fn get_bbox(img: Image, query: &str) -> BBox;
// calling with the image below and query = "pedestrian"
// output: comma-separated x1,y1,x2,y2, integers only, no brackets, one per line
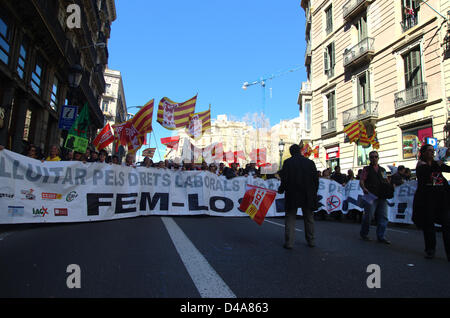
89,151,99,162
142,156,153,168
98,150,108,163
223,162,239,179
208,163,218,174
123,153,136,168
322,168,331,179
45,145,61,161
64,150,74,161
347,169,355,182
112,155,119,165
359,150,393,244
404,168,412,181
331,165,347,185
412,144,450,261
390,165,406,186
278,144,319,249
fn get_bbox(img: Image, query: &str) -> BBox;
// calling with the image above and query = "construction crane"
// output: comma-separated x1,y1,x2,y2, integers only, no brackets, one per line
241,65,303,127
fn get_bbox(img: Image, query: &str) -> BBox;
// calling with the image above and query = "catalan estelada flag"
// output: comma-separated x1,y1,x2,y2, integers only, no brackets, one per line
343,121,360,144
157,95,197,130
187,109,211,139
239,184,277,225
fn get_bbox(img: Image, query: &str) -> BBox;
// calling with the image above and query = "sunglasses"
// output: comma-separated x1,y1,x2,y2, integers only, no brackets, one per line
370,155,379,159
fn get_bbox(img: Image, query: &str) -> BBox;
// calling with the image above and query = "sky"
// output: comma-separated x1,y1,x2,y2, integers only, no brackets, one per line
107,0,307,161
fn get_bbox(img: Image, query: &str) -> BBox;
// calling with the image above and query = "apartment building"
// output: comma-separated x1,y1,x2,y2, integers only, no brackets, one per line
100,68,127,157
0,0,116,156
299,0,449,172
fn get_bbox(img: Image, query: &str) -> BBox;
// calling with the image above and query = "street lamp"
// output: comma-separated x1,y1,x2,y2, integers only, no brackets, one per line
278,139,285,169
68,64,83,89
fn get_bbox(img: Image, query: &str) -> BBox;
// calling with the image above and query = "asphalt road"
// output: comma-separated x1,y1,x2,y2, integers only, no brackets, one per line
0,215,449,299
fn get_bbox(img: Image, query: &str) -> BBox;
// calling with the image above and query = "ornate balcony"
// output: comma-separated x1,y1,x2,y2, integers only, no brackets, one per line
394,83,428,111
343,37,375,68
342,101,378,126
321,118,337,136
343,0,374,21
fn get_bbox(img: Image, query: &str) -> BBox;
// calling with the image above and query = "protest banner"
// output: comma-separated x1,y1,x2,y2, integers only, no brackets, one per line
0,150,421,225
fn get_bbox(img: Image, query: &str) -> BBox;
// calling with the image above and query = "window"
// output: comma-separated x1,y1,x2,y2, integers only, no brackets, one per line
50,76,59,112
402,0,420,32
325,6,333,35
357,144,373,166
403,46,422,89
0,16,10,65
324,43,335,78
102,100,109,112
356,15,367,42
17,39,28,79
357,71,371,106
305,100,311,131
326,91,336,121
31,56,44,95
402,124,432,159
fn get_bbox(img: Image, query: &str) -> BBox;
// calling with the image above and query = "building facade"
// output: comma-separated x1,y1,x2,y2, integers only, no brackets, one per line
100,68,127,157
0,0,116,157
299,0,450,173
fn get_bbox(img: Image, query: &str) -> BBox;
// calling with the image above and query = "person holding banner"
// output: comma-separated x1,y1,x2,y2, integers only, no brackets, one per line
45,145,61,161
278,144,319,249
413,144,450,261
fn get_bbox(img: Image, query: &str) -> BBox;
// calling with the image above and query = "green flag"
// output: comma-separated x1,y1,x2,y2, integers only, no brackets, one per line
65,103,90,152
68,103,90,138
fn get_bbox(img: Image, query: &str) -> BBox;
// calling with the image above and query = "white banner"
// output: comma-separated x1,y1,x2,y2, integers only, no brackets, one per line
0,150,417,224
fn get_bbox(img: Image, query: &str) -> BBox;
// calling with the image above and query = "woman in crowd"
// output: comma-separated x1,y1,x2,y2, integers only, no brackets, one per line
208,163,218,175
45,145,61,161
413,144,450,261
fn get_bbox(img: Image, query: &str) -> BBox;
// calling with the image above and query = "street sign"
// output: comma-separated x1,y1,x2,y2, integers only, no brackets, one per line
58,105,78,130
426,137,438,150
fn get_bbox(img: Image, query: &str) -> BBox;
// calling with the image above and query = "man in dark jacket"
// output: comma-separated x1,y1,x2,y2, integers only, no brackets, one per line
278,144,319,249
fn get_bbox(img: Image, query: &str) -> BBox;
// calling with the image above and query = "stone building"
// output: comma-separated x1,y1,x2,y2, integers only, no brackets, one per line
0,0,116,157
299,0,450,172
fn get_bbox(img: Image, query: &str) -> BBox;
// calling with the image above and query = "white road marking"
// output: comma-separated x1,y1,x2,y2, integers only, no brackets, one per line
264,219,303,232
161,217,236,298
0,232,13,241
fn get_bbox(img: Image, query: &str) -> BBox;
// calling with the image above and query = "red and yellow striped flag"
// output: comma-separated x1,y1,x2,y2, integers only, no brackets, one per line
358,122,370,147
112,99,154,154
187,109,211,139
131,99,154,135
369,130,380,149
343,121,360,144
157,95,197,130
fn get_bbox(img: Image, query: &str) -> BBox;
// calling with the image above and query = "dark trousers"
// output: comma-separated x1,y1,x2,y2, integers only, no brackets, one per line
285,207,314,247
422,211,450,260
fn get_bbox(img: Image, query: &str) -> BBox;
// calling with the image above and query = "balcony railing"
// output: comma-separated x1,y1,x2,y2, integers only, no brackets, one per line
401,16,419,33
394,82,428,111
343,0,374,21
342,101,378,126
321,118,337,136
300,82,312,94
343,37,374,68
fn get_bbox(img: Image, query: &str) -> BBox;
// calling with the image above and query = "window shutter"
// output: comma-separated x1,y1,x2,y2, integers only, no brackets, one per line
324,50,329,72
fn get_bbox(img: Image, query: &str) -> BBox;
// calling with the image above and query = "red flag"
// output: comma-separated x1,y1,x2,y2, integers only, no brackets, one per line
93,123,114,151
239,184,277,225
161,136,180,150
